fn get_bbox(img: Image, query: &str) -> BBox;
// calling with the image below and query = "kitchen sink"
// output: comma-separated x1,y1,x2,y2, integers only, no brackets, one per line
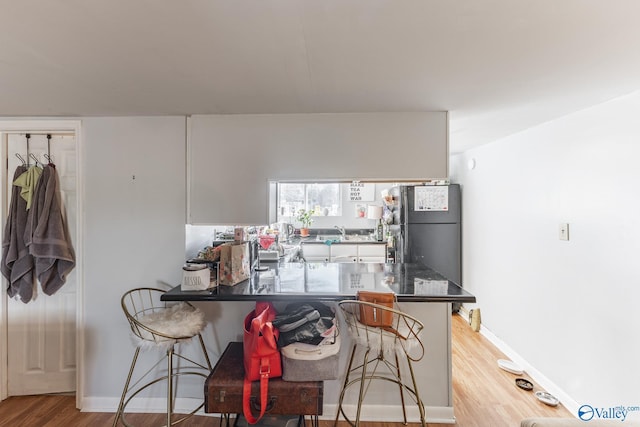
316,234,343,241
342,235,373,242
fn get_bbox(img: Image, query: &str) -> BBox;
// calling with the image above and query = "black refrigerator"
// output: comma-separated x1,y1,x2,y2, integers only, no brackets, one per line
390,184,462,309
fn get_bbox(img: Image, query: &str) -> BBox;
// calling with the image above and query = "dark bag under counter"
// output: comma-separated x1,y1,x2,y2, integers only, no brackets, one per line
204,342,324,416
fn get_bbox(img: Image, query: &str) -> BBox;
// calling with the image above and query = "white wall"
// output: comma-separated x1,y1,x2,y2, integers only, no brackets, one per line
451,91,640,413
81,117,199,403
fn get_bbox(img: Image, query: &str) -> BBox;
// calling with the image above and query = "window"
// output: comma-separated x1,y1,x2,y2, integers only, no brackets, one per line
277,183,342,219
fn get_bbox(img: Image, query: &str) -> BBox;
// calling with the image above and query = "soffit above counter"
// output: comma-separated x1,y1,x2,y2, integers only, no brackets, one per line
188,112,448,225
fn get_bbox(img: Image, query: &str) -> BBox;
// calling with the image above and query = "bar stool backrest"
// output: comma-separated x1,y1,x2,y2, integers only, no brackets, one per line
338,300,425,362
121,287,205,349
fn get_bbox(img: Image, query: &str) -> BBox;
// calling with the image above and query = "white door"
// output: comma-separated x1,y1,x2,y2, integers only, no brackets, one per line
5,133,77,395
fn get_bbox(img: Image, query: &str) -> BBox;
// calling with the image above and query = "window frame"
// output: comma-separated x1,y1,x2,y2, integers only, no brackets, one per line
276,182,342,221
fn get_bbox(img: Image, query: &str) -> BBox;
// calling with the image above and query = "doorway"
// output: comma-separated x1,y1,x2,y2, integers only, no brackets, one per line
0,120,82,407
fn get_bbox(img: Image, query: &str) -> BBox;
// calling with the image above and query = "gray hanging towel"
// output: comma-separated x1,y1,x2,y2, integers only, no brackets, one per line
1,165,36,303
24,164,76,296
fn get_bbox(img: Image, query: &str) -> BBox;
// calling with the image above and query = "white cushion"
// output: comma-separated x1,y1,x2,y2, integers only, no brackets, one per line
132,303,206,349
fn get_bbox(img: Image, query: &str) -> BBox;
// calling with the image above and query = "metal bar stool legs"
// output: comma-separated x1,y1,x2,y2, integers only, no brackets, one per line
166,346,174,427
334,344,358,426
113,335,212,427
113,347,142,427
406,356,427,426
394,351,408,425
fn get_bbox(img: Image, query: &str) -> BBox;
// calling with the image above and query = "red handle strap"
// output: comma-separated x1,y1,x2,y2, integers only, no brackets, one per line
243,356,271,424
261,322,278,349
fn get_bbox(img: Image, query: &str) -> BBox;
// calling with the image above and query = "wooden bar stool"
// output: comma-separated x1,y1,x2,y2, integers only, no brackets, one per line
113,287,212,427
334,300,427,427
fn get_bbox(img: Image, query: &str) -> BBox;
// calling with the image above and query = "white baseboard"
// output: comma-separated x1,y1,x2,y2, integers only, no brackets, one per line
324,403,455,424
81,396,214,417
457,305,472,323
455,312,579,418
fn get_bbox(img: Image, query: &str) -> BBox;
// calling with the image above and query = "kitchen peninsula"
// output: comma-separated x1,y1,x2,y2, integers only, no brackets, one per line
163,262,474,303
163,261,474,424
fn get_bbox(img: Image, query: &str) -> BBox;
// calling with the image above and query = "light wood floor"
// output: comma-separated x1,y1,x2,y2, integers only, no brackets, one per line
0,314,571,426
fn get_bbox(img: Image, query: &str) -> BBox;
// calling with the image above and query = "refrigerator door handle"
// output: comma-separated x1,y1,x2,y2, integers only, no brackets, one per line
401,186,409,227
400,226,407,264
400,187,409,263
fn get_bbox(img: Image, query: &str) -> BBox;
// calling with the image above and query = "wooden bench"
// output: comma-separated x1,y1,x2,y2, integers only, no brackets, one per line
205,342,323,426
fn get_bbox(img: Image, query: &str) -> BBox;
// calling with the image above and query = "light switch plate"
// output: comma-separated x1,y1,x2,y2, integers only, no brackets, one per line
559,223,569,241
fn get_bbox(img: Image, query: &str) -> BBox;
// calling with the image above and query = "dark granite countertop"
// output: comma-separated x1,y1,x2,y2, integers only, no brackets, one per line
162,262,476,303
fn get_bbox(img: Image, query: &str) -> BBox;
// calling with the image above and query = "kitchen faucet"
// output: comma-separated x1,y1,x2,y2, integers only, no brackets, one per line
334,225,346,237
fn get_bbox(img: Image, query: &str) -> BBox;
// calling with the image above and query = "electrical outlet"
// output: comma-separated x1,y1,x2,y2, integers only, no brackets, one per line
559,223,569,241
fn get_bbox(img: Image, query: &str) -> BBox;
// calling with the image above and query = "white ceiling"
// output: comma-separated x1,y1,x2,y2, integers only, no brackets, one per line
2,1,640,153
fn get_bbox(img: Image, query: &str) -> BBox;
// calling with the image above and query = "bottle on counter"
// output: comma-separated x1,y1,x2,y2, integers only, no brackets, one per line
376,221,384,242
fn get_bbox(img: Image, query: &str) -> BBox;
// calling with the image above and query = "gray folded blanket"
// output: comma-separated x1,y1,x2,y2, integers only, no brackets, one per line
1,165,35,303
24,164,75,296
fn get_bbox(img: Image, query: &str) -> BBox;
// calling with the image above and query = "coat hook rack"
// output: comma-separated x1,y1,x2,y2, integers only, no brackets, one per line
29,153,40,167
15,153,26,166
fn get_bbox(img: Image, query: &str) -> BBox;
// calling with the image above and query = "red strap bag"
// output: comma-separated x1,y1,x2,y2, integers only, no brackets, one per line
243,301,282,424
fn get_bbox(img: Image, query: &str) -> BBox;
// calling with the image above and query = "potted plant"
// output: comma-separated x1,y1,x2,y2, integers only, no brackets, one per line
296,208,314,237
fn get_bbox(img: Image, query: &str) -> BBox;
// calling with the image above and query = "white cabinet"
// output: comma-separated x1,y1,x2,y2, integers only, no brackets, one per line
301,244,330,262
330,244,359,263
301,243,386,263
357,244,386,263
